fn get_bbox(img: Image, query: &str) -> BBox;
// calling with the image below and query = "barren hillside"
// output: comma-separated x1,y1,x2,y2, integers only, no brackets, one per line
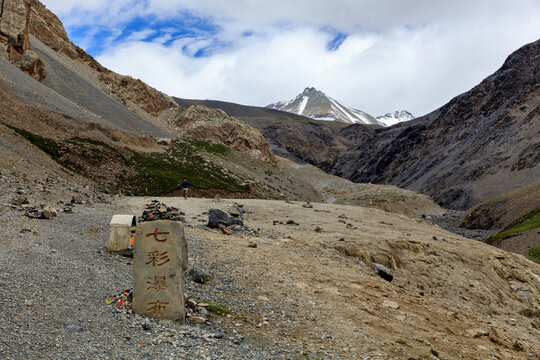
327,39,540,211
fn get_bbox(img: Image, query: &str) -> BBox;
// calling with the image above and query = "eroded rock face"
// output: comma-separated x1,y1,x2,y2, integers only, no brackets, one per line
20,48,45,80
0,0,30,60
170,105,277,164
0,0,47,80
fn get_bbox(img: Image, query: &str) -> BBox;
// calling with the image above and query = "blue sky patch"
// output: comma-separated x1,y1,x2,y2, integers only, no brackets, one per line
325,29,348,51
65,11,221,57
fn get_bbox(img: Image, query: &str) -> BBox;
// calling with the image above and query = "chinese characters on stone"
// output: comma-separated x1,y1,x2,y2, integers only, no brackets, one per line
145,227,170,317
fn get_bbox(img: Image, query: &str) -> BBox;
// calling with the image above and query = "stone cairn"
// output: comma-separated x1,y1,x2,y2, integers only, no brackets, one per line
139,200,185,222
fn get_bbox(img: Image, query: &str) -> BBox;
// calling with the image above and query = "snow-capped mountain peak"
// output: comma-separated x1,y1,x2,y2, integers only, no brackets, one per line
267,87,378,125
375,111,415,127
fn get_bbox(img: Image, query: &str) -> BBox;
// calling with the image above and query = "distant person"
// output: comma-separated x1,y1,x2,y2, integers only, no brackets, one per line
181,178,190,199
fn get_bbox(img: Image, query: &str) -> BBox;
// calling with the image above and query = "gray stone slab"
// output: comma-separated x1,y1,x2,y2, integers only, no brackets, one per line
132,220,186,321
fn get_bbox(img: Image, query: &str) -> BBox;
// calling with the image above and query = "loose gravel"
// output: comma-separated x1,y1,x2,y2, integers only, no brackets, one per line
428,210,496,242
0,173,303,360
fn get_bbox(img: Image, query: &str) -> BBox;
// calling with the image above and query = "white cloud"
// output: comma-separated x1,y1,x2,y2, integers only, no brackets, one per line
42,0,540,116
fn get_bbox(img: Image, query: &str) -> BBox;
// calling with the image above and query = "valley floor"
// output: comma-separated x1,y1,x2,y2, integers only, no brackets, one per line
1,184,539,359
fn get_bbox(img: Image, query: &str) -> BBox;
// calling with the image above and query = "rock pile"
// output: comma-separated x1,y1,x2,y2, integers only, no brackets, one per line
140,200,185,222
106,287,211,324
24,204,57,219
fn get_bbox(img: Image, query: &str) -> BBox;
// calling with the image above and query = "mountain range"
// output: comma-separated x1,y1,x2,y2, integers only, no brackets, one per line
267,87,380,125
325,39,540,211
267,87,414,127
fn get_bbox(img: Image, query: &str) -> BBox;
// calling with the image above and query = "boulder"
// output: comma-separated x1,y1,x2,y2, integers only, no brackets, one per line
208,208,243,229
20,49,46,81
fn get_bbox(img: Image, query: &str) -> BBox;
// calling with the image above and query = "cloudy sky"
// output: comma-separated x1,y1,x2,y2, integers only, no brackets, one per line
41,0,540,117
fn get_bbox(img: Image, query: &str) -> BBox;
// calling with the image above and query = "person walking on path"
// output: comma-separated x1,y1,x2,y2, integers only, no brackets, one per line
181,178,190,199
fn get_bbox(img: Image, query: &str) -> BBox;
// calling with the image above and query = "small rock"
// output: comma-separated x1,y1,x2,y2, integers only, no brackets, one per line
229,224,244,231
64,324,83,332
466,328,489,338
187,299,198,308
43,206,57,219
372,263,393,282
381,300,399,309
247,242,257,248
218,224,233,235
12,197,28,206
314,226,323,233
190,316,207,324
24,300,34,307
198,307,208,317
302,202,313,208
187,268,210,284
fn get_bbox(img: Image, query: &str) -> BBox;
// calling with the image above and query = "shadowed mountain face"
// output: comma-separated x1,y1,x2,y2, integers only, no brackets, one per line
326,39,540,210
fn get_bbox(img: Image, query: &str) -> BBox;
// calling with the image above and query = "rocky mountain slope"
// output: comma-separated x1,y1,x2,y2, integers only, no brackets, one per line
1,0,292,198
174,96,361,165
327,39,540,211
267,87,379,125
461,182,540,261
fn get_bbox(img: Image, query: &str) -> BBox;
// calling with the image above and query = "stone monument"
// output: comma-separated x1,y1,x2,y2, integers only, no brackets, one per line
132,220,187,321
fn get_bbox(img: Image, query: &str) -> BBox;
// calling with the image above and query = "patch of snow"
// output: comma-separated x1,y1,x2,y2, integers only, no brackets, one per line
376,111,415,127
329,98,357,123
297,96,309,115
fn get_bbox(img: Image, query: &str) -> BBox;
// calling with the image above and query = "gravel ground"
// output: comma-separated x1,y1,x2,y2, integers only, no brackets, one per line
0,173,303,360
427,210,496,242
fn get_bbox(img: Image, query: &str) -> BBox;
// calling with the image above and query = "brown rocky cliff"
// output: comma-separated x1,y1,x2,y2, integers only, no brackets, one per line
28,0,176,117
170,105,277,164
0,0,45,80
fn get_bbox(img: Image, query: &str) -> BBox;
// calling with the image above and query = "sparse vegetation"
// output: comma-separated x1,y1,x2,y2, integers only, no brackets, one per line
188,139,230,156
204,301,232,315
527,246,540,262
345,192,408,203
488,206,540,244
7,125,246,196
8,125,61,159
512,341,524,351
123,140,245,195
520,307,540,318
395,338,407,345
